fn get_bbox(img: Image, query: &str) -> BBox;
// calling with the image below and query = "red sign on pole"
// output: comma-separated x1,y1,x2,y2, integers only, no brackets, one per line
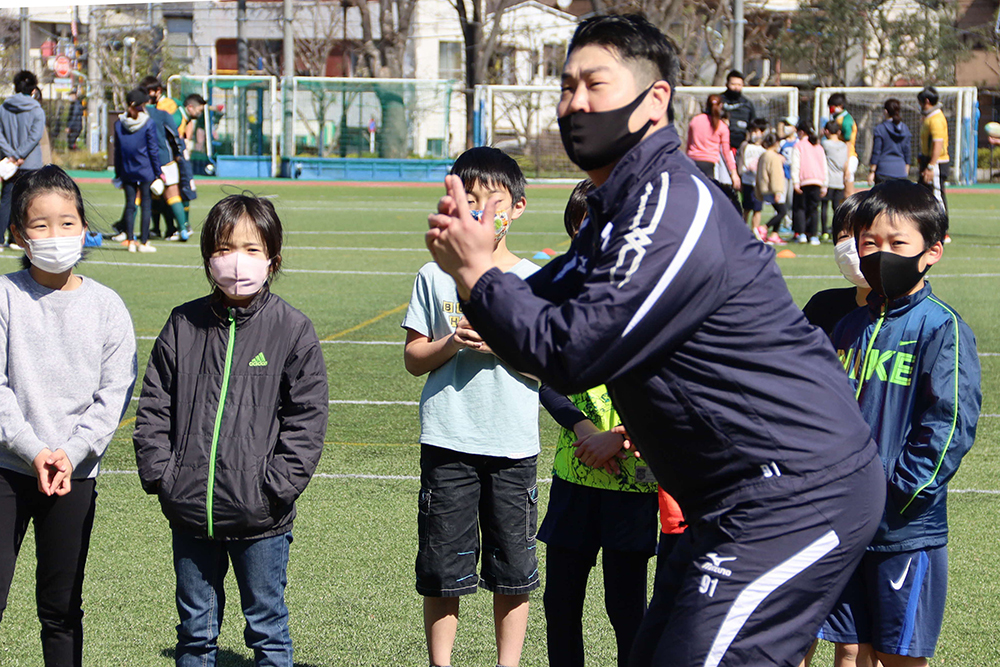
53,55,71,77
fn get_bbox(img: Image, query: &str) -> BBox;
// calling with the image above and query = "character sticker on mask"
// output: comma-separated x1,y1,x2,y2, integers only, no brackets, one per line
471,209,511,243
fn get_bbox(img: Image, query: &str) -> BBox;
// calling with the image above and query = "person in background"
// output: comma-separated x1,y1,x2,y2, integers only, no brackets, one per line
917,86,951,243
686,93,740,188
0,70,45,250
778,116,799,230
828,93,858,197
113,88,161,253
790,119,828,245
755,131,789,245
868,99,911,186
739,117,768,231
721,69,756,153
177,94,207,225
821,121,847,241
65,91,84,151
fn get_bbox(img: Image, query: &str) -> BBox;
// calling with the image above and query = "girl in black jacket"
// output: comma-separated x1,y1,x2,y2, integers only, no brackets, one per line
133,195,327,667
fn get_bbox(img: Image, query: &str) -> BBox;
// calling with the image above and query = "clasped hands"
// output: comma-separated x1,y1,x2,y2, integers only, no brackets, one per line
33,447,73,496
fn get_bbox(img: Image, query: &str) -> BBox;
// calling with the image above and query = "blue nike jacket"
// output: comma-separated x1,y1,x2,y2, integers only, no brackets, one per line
460,124,877,522
832,282,981,552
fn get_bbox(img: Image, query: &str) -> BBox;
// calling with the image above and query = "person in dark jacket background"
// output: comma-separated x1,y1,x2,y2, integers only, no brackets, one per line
720,69,755,151
113,88,161,252
427,14,884,667
0,70,46,248
65,90,84,151
133,194,327,667
868,98,912,185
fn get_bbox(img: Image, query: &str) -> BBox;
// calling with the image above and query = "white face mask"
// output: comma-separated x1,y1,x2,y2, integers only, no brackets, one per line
834,237,870,288
25,230,85,274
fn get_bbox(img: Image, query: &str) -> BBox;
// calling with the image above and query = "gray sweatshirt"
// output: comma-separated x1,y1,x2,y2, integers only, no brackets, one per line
0,93,46,169
0,270,136,479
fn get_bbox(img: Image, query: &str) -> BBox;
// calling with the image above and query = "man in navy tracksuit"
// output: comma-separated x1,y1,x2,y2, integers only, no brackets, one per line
427,15,885,667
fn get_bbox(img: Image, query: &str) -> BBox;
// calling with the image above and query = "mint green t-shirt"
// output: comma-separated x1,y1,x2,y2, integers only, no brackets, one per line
402,260,541,459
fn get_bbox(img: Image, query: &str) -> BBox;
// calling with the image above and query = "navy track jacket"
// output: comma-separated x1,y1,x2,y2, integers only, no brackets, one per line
461,125,877,522
832,283,981,551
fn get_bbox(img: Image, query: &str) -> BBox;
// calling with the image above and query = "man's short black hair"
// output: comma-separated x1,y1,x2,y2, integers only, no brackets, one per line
828,92,847,109
917,86,939,107
140,75,163,93
726,70,744,82
567,14,678,121
13,70,37,96
852,179,947,247
564,179,594,239
184,93,207,107
450,147,526,205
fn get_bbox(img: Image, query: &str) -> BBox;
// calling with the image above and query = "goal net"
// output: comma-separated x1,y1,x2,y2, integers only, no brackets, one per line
288,78,456,160
476,85,799,179
167,75,279,172
813,87,979,184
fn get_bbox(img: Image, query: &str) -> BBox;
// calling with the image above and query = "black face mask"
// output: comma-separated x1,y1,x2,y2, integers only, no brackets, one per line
558,84,655,172
859,250,928,301
723,88,741,101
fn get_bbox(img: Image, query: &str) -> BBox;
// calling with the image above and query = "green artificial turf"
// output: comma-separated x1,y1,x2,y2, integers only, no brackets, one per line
0,179,995,665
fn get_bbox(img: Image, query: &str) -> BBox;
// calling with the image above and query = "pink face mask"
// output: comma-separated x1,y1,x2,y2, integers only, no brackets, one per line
209,252,271,298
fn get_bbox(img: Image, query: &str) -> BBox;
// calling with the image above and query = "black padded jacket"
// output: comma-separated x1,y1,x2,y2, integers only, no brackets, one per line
134,288,328,540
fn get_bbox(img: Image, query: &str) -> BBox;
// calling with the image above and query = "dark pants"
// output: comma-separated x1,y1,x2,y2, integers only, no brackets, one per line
627,453,884,667
766,201,787,234
544,545,651,667
0,468,97,667
694,161,715,179
67,127,82,151
0,168,36,245
122,181,153,244
820,188,845,236
918,157,950,229
792,185,822,238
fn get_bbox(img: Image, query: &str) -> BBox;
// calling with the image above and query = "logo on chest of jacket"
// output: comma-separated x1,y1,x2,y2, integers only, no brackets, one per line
249,352,268,367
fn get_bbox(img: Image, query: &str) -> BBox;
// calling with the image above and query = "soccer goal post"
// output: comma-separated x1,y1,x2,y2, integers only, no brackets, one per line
814,87,979,184
167,75,280,177
288,77,457,160
475,84,799,178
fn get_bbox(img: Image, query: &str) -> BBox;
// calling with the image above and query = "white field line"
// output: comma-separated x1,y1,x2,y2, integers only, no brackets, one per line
127,396,415,405
95,468,1000,494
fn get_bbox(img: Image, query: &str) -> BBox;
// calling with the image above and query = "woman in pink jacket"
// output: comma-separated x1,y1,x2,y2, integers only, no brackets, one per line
686,94,740,188
790,119,828,245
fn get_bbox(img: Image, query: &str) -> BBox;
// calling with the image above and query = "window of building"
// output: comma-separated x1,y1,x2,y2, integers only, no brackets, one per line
544,43,565,79
439,41,463,81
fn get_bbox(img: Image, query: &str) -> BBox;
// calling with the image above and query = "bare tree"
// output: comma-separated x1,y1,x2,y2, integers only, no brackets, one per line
0,15,19,91
453,0,517,149
86,6,181,109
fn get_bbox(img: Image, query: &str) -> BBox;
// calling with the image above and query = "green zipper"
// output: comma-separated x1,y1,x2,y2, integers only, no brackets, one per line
206,308,237,538
855,303,886,400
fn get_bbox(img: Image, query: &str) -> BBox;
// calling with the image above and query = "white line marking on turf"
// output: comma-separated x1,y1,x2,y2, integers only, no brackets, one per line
95,469,1000,495
129,396,417,405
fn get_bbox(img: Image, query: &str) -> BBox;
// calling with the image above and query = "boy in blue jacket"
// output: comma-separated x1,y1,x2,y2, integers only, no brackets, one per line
820,179,981,667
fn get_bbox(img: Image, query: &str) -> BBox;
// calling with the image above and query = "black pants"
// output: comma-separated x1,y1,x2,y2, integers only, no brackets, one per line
0,469,97,667
765,201,787,234
918,157,950,228
122,181,153,244
820,188,845,237
544,544,651,667
694,161,716,179
0,169,36,245
792,185,822,238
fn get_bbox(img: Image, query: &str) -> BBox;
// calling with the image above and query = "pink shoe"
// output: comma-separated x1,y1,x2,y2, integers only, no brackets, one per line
754,225,768,242
766,232,787,246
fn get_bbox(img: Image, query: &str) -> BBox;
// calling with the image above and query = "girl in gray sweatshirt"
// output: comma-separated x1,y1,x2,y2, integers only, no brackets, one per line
0,166,136,666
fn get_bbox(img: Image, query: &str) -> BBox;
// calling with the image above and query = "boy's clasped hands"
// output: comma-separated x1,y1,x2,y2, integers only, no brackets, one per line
571,424,640,477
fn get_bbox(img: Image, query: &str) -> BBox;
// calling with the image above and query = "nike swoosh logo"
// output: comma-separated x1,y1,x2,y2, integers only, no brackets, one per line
889,557,912,590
